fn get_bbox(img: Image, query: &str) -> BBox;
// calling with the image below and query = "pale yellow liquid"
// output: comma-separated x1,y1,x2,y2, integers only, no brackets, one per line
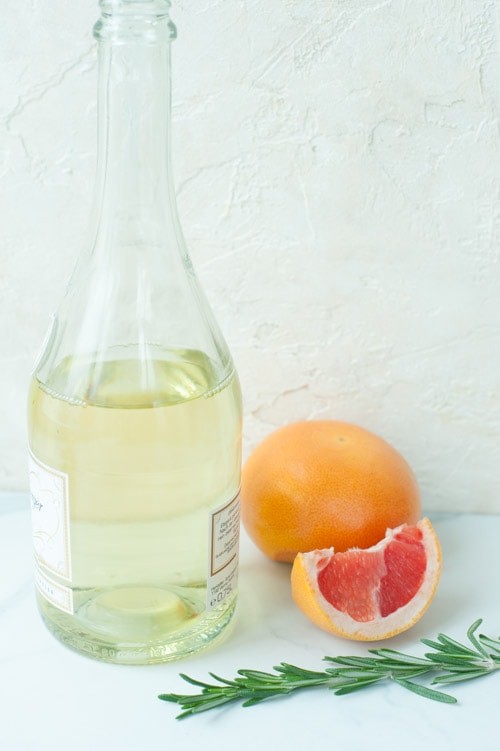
28,349,242,663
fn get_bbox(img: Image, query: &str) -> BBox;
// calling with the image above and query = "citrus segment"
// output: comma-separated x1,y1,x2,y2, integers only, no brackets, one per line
241,420,421,563
291,518,441,641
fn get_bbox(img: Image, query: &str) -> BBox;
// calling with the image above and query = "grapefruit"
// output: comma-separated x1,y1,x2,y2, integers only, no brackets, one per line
291,518,441,641
241,420,421,562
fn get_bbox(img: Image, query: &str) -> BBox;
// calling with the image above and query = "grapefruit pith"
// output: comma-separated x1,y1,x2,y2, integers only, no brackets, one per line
291,518,441,641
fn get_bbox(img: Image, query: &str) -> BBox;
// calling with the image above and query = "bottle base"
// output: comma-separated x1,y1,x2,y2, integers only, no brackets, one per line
37,589,237,665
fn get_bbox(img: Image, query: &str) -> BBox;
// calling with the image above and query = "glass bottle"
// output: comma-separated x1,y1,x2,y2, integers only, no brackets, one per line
27,0,242,664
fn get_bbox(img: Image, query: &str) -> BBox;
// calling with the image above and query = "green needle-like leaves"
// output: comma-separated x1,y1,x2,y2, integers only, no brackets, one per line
158,619,500,719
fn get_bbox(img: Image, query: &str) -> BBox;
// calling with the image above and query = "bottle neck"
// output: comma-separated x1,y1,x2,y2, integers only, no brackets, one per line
91,1,178,245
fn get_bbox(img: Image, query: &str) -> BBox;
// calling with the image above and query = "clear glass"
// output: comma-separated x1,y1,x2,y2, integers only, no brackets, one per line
27,0,242,664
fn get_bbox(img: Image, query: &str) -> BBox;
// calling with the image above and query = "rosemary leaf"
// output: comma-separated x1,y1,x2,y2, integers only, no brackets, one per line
433,669,494,685
235,669,284,683
466,619,491,659
478,634,500,657
276,663,330,679
423,652,486,666
392,678,457,704
366,649,433,666
331,676,386,695
426,635,479,657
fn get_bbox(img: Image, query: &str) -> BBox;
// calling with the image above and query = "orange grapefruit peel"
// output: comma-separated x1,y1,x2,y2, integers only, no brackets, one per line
241,420,421,563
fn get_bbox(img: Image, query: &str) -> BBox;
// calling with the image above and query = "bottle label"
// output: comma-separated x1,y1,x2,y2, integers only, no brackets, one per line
207,491,240,611
34,565,74,614
28,450,74,613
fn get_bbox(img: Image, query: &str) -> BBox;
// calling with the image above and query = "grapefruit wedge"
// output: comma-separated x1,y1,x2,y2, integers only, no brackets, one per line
291,517,442,641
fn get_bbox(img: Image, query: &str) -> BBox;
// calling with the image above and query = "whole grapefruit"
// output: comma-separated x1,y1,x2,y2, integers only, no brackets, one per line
240,420,421,562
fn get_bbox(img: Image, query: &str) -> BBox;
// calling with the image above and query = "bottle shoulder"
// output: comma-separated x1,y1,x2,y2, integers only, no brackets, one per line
32,345,239,409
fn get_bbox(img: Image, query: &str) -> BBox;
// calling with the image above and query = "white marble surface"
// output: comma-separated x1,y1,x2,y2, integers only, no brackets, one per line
1,493,499,751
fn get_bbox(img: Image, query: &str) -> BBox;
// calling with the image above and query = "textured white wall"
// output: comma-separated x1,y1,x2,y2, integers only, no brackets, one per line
1,1,500,513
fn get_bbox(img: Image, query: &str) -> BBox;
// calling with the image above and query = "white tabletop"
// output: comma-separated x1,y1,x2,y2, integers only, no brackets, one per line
1,493,499,751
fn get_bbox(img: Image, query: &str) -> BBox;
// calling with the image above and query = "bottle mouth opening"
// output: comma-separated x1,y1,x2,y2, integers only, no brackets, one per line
99,0,172,16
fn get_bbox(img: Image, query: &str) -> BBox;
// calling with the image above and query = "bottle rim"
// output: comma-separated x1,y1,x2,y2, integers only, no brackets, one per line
99,0,172,16
95,0,176,41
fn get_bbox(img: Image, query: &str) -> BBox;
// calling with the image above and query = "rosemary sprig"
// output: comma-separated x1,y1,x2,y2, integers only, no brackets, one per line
159,619,500,718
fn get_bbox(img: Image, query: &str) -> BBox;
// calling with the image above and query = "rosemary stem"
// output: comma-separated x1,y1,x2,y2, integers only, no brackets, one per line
158,619,500,719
